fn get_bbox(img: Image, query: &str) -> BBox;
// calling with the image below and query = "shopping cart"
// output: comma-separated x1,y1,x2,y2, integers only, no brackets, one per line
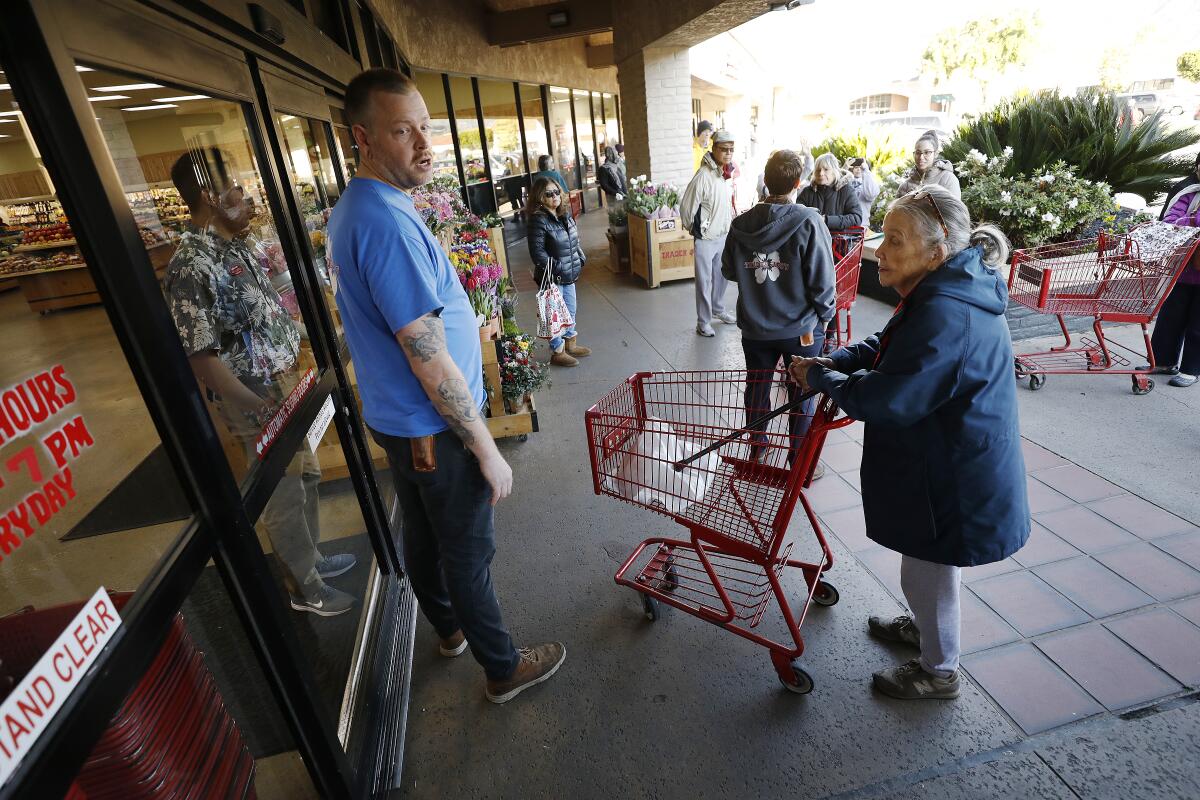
585,370,852,694
1009,223,1200,394
825,227,866,353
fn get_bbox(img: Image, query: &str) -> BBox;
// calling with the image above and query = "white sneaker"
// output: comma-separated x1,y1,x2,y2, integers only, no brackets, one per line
696,323,716,337
715,311,737,324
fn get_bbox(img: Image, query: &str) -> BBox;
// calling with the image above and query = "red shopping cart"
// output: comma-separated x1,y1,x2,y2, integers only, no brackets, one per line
585,370,852,694
826,227,866,352
1009,223,1200,394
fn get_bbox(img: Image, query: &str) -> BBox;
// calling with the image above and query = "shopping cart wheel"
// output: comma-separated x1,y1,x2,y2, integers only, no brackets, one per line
1028,374,1046,391
1132,375,1154,395
780,664,814,695
661,557,679,593
642,594,660,622
812,581,840,607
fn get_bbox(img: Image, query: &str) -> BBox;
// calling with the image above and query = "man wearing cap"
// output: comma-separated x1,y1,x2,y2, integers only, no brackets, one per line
680,129,736,337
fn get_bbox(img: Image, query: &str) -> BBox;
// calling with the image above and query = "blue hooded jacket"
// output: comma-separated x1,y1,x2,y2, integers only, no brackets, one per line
808,245,1030,566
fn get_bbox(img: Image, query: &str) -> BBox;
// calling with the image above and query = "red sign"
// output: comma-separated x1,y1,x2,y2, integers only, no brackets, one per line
0,366,93,567
253,369,317,458
0,587,122,785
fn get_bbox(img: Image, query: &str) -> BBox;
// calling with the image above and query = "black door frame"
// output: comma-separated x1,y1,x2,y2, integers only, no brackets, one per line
0,2,406,798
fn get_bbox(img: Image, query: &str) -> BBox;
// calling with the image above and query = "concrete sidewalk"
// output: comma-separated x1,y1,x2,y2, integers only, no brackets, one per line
393,211,1200,799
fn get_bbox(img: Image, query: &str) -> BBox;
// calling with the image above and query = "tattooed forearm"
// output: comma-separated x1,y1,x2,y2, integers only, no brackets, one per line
399,317,445,363
434,378,479,447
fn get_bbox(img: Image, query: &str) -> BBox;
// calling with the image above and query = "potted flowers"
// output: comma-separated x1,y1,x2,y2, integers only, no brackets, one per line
497,331,549,413
623,176,693,288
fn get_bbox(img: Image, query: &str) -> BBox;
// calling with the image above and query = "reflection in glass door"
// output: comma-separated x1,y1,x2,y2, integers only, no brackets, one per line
447,76,494,215
71,61,363,786
547,87,578,191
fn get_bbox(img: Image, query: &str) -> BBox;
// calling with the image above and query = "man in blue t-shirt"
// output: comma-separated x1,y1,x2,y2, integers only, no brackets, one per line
328,69,564,705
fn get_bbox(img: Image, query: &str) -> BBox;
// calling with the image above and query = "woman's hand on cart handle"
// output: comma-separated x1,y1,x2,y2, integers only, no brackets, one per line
789,356,833,392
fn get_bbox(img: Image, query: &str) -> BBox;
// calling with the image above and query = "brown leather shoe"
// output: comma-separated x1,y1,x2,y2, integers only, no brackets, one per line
485,642,566,704
550,346,578,367
439,630,468,658
565,336,591,357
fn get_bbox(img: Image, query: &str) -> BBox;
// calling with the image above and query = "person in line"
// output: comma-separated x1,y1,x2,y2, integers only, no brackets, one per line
614,143,627,183
165,148,357,618
1148,151,1200,387
897,131,960,198
846,157,880,228
597,145,627,204
527,176,590,367
797,141,816,188
329,68,565,704
681,129,737,337
791,185,1027,700
722,149,835,473
692,119,714,173
797,153,863,231
531,154,569,194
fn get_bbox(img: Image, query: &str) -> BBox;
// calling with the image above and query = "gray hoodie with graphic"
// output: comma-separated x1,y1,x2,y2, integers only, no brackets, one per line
721,202,836,342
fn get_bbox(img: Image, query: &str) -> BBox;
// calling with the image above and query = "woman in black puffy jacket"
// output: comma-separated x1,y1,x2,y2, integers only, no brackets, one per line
527,175,590,367
797,152,863,231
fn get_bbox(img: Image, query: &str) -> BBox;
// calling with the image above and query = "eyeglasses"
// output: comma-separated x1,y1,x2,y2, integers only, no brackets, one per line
543,189,562,198
911,189,949,239
915,149,936,157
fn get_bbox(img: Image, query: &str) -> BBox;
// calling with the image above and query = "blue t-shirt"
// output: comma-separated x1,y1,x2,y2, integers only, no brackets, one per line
327,177,484,438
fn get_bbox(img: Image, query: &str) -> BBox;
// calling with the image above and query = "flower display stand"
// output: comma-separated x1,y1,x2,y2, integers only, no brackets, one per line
479,324,538,441
628,213,694,288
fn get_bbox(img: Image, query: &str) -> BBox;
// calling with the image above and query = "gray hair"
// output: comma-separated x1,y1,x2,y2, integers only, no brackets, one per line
812,152,841,184
889,184,1011,268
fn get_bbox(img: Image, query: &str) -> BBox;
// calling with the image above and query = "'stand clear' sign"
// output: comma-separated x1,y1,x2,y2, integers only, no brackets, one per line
0,587,122,786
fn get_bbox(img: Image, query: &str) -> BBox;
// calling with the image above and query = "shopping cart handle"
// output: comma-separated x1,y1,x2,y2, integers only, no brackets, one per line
672,389,819,471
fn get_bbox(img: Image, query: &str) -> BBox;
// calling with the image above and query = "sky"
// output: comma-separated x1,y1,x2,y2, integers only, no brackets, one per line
722,0,1200,102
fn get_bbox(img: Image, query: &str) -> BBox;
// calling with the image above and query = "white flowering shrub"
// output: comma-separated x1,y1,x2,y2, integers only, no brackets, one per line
956,149,1115,248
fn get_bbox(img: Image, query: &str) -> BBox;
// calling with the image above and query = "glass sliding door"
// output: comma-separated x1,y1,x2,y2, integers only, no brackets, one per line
546,86,578,191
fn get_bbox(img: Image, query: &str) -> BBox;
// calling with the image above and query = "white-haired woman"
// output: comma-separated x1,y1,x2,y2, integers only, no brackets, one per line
790,185,1027,700
797,153,862,231
898,131,960,198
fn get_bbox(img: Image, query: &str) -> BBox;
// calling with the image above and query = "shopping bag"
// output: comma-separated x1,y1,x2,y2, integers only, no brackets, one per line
535,257,574,340
611,416,718,515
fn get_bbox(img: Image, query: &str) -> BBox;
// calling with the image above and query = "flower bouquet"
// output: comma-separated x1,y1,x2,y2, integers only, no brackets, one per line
624,175,680,220
413,175,470,236
449,236,503,330
497,331,549,408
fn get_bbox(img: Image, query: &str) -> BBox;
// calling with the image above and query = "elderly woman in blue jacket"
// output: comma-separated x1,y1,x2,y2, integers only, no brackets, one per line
791,185,1029,700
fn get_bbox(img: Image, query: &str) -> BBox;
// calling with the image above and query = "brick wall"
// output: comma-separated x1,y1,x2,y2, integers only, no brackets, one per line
618,47,695,191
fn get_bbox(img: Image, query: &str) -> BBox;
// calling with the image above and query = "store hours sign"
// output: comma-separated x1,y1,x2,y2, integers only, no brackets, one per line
0,365,95,566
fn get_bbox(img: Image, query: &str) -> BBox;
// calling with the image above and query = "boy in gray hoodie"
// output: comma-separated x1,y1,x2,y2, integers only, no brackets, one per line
722,149,836,468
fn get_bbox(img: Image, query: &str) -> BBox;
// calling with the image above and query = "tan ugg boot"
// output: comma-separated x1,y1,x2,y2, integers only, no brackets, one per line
565,336,591,357
550,344,578,367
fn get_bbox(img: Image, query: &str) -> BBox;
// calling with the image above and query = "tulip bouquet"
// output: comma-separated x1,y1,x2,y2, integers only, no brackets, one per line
413,176,470,235
449,236,503,324
624,175,680,219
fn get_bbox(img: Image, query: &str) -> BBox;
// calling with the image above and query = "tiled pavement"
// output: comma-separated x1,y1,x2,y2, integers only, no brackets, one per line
810,425,1200,735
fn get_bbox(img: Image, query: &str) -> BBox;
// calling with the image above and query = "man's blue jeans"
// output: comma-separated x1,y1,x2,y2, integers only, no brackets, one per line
370,427,521,680
549,281,578,351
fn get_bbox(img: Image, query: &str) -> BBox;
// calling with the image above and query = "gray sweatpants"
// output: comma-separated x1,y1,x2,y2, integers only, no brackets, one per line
900,555,961,678
693,234,729,328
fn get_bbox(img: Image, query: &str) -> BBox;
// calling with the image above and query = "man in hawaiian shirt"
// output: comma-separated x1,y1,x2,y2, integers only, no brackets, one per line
164,147,356,616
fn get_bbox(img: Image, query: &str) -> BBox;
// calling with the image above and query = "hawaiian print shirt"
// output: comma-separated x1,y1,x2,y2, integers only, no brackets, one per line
163,226,300,383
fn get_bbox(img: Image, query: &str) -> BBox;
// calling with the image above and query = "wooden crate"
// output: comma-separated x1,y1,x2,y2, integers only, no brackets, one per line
606,229,630,274
628,213,695,288
487,226,509,279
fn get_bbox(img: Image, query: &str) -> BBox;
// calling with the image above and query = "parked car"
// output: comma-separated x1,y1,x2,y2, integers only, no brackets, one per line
861,112,957,147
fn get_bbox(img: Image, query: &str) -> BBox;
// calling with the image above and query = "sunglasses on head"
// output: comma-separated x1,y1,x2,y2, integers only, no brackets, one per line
911,189,949,239
544,188,561,197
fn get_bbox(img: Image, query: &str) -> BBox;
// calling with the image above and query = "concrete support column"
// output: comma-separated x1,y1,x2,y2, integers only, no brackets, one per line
617,46,694,190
